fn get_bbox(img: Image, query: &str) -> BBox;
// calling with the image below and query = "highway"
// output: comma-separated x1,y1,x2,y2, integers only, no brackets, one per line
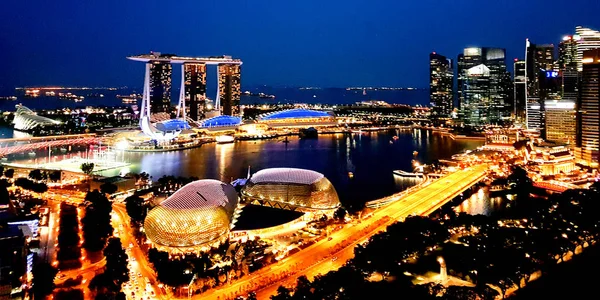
192,164,489,300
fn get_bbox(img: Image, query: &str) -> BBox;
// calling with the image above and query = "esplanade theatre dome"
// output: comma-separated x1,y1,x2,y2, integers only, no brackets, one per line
144,180,239,249
242,168,340,212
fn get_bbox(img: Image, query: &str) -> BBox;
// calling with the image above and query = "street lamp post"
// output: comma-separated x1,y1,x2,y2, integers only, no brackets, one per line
437,257,447,285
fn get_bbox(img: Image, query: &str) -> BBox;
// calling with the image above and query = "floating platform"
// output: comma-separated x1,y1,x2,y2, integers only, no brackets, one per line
393,170,425,178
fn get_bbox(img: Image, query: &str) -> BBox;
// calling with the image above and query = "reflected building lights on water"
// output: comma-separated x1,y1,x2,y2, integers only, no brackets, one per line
455,188,506,216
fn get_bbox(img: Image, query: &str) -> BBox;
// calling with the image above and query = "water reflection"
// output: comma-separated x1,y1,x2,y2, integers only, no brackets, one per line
455,188,506,216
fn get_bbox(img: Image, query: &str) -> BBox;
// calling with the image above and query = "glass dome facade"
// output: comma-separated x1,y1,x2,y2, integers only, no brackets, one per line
242,168,340,212
259,109,333,120
200,115,242,128
144,180,239,248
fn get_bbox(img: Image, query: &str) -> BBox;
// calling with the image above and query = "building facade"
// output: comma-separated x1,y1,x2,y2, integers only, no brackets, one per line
457,47,512,125
544,100,576,144
218,64,242,116
576,49,600,167
575,26,600,72
514,59,527,122
184,63,207,121
429,52,454,117
525,40,555,131
149,60,172,114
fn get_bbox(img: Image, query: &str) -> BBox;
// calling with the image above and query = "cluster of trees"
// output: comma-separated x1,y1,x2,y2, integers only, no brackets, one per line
14,177,48,194
28,169,61,183
57,202,82,268
124,194,146,225
89,238,129,299
156,175,199,193
31,262,59,300
81,190,113,251
147,241,251,294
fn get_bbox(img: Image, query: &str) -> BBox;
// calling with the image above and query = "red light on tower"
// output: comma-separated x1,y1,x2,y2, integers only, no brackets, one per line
514,58,518,62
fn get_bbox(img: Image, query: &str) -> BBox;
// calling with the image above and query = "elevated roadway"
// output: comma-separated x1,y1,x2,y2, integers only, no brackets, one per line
191,164,489,300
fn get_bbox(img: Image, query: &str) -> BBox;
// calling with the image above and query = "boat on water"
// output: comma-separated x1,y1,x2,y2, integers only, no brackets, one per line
215,135,235,144
28,151,36,156
299,127,318,139
282,136,290,143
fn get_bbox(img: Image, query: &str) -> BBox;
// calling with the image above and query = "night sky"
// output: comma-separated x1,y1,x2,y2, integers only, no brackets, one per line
1,0,599,90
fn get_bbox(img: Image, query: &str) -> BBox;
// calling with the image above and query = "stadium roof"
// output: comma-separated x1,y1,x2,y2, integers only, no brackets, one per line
250,168,324,185
201,115,242,128
259,109,333,120
155,119,190,132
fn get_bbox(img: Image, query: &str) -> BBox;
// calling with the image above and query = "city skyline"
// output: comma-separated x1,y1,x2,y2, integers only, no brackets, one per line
1,1,600,91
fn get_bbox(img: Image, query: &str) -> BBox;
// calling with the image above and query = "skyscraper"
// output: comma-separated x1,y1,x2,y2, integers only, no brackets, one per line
218,64,241,116
513,59,526,122
429,52,454,117
575,26,600,72
525,40,555,131
457,47,511,125
545,99,576,144
149,60,172,114
576,49,600,167
184,63,207,121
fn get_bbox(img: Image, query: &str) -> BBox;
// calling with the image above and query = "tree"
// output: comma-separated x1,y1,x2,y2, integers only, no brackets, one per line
0,179,10,205
271,286,292,300
0,165,4,177
507,166,532,199
125,195,146,224
82,190,113,251
4,168,14,178
28,169,44,181
333,207,347,221
48,170,62,183
80,162,95,177
103,238,129,286
32,262,58,299
100,182,118,195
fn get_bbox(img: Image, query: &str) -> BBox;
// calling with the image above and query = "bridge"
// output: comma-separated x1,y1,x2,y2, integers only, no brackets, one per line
534,180,580,193
0,134,104,157
196,165,490,300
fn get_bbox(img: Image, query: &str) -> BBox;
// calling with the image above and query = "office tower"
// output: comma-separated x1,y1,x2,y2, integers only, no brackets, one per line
559,36,578,71
0,225,26,299
149,60,172,114
575,26,600,71
577,49,600,167
184,63,207,121
218,64,241,116
457,47,512,125
525,40,555,131
545,100,576,144
429,52,454,117
514,59,527,122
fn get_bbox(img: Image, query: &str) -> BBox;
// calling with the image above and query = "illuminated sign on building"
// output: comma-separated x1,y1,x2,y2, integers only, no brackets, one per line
546,71,559,78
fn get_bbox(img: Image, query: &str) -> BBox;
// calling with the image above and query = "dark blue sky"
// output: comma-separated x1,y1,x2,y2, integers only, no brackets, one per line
1,0,599,90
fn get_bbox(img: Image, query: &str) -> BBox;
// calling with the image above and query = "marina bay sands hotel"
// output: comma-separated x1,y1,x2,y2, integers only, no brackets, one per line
127,52,242,120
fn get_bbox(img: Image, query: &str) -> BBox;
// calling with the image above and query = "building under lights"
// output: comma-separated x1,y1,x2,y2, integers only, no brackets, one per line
544,100,576,144
184,63,208,121
241,168,341,216
514,59,527,122
575,26,600,72
218,64,242,116
12,104,62,131
257,109,337,128
143,180,241,253
429,52,454,117
576,49,600,167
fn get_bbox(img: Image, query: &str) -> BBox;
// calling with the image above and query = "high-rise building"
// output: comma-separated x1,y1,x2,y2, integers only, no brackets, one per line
576,49,600,167
457,47,512,125
575,26,600,72
514,59,527,122
559,35,578,72
525,40,555,131
149,60,172,114
429,52,454,117
218,64,241,116
184,63,207,121
545,99,576,144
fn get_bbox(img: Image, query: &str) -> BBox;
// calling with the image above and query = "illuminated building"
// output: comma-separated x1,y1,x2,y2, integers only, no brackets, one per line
429,52,453,117
457,47,512,125
12,104,62,131
242,168,341,215
575,26,600,71
559,36,580,103
257,108,337,128
0,224,26,298
513,59,526,122
184,63,207,121
218,64,242,116
199,115,242,133
128,53,242,140
544,100,576,144
525,40,555,131
526,143,576,176
576,49,600,167
144,180,240,252
149,59,172,114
